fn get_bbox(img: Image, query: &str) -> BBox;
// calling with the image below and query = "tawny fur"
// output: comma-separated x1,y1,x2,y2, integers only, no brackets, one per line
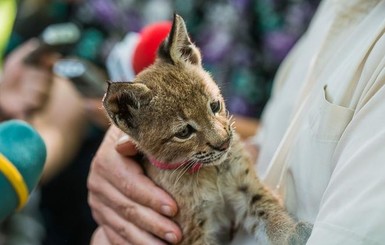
103,14,311,245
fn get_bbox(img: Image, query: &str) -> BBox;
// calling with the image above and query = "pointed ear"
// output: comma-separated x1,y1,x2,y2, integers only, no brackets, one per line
103,81,151,134
158,14,202,66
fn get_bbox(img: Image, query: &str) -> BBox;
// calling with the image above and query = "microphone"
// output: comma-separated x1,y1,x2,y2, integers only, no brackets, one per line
0,120,46,221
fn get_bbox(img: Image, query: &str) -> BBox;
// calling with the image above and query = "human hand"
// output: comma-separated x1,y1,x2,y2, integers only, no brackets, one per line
88,125,182,245
30,76,87,183
0,39,59,120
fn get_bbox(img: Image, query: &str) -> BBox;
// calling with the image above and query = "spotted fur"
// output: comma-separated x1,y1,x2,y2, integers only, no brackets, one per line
103,14,311,245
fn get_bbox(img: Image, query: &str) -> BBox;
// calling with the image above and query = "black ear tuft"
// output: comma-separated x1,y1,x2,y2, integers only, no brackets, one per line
157,14,202,66
103,82,151,130
158,40,175,65
157,13,177,65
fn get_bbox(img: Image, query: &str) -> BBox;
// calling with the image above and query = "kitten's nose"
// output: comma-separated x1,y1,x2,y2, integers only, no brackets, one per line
216,138,231,151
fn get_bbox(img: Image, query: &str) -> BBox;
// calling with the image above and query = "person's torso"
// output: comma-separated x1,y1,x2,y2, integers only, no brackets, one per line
260,0,385,223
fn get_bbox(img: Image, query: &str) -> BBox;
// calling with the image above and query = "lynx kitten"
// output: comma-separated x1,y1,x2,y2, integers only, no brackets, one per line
103,14,311,245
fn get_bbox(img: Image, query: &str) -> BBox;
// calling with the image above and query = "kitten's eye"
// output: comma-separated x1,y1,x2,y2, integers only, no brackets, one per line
175,125,195,139
210,100,221,114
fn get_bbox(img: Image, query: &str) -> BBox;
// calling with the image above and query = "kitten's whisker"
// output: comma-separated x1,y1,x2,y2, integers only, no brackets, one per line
174,165,189,188
194,160,203,180
230,121,236,132
190,159,200,175
171,164,189,186
228,112,234,121
170,160,189,179
174,161,194,188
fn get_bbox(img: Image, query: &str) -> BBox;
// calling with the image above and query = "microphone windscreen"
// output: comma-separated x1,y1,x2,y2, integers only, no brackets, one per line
0,120,46,221
132,21,172,75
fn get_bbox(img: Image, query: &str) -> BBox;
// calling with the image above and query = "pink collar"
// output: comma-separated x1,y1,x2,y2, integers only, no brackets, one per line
148,156,203,173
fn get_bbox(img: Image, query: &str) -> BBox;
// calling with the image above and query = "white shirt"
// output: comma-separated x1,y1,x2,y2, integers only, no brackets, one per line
233,0,385,244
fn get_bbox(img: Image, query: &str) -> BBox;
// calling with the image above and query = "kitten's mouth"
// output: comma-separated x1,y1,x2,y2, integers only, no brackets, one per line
193,137,232,167
148,136,231,172
199,150,229,166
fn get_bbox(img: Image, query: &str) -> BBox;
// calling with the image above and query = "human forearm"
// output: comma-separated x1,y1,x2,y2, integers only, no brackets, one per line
31,76,87,183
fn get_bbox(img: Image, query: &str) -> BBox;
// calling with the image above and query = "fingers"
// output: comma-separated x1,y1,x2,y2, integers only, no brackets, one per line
89,194,170,245
88,153,180,220
88,126,182,244
20,68,53,115
22,66,53,92
22,39,41,53
39,51,61,70
116,135,138,156
103,226,131,245
23,38,61,69
89,179,181,244
0,40,54,118
91,152,178,218
91,227,113,245
8,39,40,64
92,127,178,217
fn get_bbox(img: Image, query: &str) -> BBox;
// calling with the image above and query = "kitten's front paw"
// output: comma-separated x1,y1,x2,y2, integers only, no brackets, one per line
287,221,313,245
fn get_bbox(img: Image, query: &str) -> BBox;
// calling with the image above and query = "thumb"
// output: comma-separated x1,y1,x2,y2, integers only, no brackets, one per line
115,134,138,156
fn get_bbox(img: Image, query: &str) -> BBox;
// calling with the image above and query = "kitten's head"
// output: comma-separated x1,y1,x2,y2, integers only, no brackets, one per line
103,14,233,167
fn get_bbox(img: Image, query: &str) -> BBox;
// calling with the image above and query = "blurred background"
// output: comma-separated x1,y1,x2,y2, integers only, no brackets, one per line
0,0,319,244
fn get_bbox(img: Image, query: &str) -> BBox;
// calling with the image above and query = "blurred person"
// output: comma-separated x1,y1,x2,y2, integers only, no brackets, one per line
88,0,385,245
0,1,97,244
0,40,88,245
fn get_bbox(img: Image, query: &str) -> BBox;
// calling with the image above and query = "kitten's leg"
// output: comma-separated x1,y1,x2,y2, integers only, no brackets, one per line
287,221,313,245
221,160,312,245
236,183,297,244
177,213,220,245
